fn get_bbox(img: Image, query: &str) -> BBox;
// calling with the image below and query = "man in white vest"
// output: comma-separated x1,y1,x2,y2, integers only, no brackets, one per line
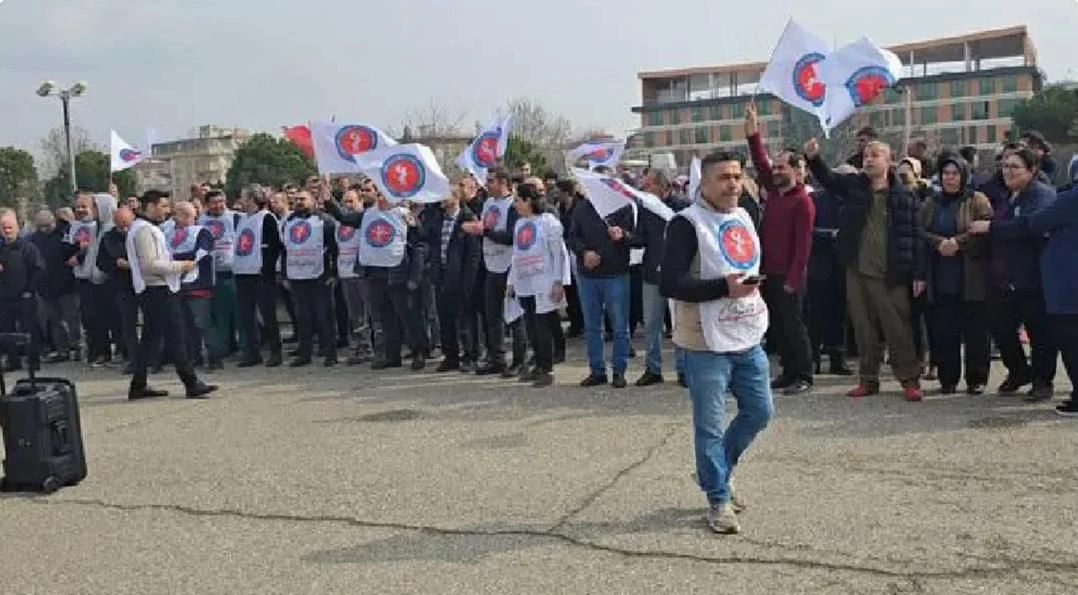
168,201,219,370
122,190,217,401
333,189,374,365
282,190,339,367
326,188,425,370
233,185,284,368
198,190,244,359
462,167,528,377
659,151,774,535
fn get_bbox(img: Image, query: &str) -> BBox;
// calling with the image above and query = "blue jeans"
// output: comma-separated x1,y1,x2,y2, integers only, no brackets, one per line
683,345,774,505
642,282,685,376
578,274,630,376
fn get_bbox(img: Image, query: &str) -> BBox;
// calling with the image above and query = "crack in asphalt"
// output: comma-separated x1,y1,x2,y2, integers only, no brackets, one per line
30,497,1078,582
548,424,680,533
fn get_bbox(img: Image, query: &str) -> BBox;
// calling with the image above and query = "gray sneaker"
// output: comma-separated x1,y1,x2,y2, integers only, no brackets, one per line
729,477,746,514
706,502,740,534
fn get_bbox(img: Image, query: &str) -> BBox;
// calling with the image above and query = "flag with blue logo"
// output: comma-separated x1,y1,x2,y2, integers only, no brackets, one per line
110,130,144,172
357,144,452,205
816,37,903,135
310,121,398,174
456,114,512,184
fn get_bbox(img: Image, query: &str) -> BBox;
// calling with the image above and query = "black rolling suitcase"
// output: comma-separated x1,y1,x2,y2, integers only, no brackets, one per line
0,333,87,493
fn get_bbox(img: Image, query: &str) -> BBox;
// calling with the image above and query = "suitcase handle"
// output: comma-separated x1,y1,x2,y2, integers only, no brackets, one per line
51,421,72,455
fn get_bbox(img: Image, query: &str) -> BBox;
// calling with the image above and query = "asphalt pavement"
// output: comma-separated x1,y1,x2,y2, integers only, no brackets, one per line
1,344,1076,594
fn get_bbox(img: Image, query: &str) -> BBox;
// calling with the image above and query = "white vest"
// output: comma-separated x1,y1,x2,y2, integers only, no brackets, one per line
275,210,290,273
509,213,569,314
65,220,98,280
283,214,326,281
480,196,513,273
198,211,238,272
126,219,181,295
233,210,273,276
167,224,203,256
336,218,363,279
160,218,176,239
358,208,407,268
678,204,769,353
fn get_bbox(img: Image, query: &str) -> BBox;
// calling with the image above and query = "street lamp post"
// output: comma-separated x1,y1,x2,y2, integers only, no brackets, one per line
36,81,88,196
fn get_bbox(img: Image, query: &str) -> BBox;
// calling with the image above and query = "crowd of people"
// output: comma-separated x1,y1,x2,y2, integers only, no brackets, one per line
1,107,1076,533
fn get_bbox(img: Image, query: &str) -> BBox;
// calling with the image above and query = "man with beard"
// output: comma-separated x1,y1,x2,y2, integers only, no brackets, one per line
281,190,339,367
233,185,284,368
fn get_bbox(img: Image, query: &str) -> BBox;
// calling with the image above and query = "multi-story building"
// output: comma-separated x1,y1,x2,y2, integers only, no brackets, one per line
633,25,1042,166
133,125,250,198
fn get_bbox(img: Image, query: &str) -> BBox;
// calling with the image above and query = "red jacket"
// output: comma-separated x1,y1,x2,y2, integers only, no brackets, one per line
747,132,815,291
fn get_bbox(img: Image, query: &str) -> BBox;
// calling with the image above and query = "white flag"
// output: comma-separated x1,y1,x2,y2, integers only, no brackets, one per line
572,168,674,221
110,130,144,172
689,157,702,201
758,19,831,124
567,141,625,169
816,37,903,134
310,121,397,174
357,144,451,205
456,114,512,185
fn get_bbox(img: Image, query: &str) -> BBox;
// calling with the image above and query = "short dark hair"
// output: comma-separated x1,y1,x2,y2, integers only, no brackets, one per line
139,189,170,211
700,151,744,178
778,149,806,168
488,167,511,183
593,165,613,174
205,189,225,202
958,145,977,164
515,182,546,214
1005,147,1038,171
1021,130,1051,153
856,126,878,140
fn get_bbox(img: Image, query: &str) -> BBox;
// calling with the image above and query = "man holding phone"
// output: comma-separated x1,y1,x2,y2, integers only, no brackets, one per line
660,151,773,535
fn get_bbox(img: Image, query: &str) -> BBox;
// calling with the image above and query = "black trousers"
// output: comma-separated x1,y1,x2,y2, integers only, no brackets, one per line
116,289,143,366
910,293,932,366
278,280,297,338
435,287,477,364
77,280,109,360
482,270,526,366
1051,314,1078,398
629,264,643,335
930,295,990,388
763,274,814,381
988,288,1057,387
565,282,584,334
550,312,565,358
0,297,42,369
290,279,336,359
334,281,349,343
807,270,847,360
130,287,197,390
236,275,282,358
367,276,423,363
520,296,555,372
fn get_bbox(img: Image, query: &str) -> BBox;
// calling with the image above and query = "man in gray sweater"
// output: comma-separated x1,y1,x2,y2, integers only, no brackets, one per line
122,190,217,401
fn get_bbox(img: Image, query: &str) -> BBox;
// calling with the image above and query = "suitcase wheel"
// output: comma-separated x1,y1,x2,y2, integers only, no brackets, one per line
41,476,60,494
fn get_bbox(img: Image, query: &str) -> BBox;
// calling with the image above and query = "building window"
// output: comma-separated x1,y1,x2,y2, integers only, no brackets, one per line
967,126,979,145
708,105,723,120
884,88,903,104
767,120,781,138
921,106,938,125
869,111,886,128
997,98,1022,117
892,108,905,126
1001,75,1018,94
679,129,693,145
647,111,662,127
692,106,706,122
978,78,995,96
949,79,967,98
918,82,939,101
940,128,959,146
986,126,999,144
644,132,655,147
951,102,966,121
757,100,772,115
695,127,709,144
669,110,681,125
719,125,732,142
971,101,989,120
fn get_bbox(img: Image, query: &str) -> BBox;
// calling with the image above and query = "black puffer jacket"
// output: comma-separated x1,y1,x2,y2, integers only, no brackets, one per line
808,156,924,286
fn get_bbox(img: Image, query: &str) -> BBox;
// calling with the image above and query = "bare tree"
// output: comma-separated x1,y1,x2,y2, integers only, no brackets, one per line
37,125,98,178
396,98,468,139
503,97,573,149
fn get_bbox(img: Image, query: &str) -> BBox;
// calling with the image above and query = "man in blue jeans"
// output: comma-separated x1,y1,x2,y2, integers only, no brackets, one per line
568,194,635,388
632,170,690,387
660,151,774,534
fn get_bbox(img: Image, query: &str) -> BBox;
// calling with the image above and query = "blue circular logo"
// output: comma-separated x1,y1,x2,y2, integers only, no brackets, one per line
845,66,895,107
380,154,426,199
716,219,758,270
365,219,396,248
289,220,312,245
236,228,256,256
334,125,378,160
515,221,537,250
471,131,500,168
792,52,826,107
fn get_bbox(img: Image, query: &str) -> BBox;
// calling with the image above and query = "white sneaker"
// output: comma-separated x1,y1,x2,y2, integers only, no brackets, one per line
706,502,740,534
729,477,746,514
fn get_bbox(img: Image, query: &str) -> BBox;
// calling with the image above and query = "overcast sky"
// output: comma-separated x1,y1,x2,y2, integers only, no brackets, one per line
2,0,1076,169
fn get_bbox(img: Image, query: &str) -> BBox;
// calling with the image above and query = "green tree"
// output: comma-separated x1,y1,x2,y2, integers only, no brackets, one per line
0,147,39,210
225,133,316,198
41,149,135,209
502,135,548,173
1012,84,1078,144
